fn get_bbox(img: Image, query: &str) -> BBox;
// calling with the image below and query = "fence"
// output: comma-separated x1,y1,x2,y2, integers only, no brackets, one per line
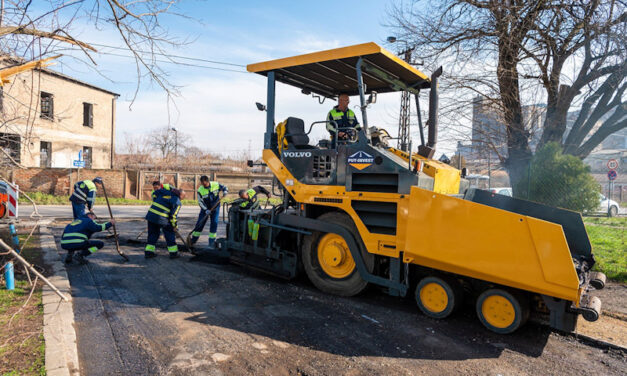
8,167,274,200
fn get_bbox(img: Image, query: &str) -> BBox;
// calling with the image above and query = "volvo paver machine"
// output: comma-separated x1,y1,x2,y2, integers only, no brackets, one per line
215,42,605,334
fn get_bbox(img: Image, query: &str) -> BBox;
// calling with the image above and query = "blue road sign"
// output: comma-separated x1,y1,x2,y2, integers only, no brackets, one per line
608,170,617,181
73,160,85,168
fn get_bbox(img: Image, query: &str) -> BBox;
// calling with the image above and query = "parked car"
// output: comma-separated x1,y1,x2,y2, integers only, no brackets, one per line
489,187,513,197
598,193,620,217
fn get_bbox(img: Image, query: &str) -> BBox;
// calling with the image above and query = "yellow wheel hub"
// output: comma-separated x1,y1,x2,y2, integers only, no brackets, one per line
419,282,448,313
482,295,516,329
317,233,355,279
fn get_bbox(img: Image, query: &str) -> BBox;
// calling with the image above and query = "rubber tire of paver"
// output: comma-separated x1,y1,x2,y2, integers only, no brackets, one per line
302,212,374,297
415,276,463,319
476,289,530,334
608,206,618,217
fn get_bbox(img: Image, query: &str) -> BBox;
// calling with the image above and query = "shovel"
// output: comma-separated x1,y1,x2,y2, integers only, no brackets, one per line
101,182,129,262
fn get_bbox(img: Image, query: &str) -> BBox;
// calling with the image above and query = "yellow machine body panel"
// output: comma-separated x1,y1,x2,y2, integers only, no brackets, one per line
404,187,580,303
264,149,581,304
387,147,461,194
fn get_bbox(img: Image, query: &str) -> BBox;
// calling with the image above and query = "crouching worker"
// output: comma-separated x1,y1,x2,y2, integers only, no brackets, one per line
145,187,184,259
60,213,114,264
238,186,270,210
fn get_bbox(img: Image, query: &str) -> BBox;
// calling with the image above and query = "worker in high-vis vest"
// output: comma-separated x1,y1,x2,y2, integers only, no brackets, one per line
190,175,228,248
151,181,172,200
238,185,271,210
69,177,103,219
145,187,184,259
60,212,114,264
327,93,360,147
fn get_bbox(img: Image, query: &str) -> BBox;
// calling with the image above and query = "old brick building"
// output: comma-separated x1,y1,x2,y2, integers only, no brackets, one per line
0,57,118,169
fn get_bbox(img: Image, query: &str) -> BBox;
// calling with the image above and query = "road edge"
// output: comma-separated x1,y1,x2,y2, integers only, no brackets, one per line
40,224,80,376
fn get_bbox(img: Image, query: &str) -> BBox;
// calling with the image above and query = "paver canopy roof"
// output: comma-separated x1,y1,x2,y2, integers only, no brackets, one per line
247,42,431,98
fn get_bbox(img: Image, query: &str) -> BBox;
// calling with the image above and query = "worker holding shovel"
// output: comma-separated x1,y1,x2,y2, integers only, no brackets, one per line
189,176,228,248
145,187,185,259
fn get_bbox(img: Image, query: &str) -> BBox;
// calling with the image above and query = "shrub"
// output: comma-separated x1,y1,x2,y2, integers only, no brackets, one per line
514,142,599,212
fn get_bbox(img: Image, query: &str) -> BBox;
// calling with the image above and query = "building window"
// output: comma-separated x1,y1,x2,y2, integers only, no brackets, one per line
82,146,92,168
40,92,54,119
40,141,51,168
0,133,21,164
83,102,93,128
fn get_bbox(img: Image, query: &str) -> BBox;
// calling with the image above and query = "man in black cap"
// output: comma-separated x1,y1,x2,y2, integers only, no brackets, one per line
69,177,103,219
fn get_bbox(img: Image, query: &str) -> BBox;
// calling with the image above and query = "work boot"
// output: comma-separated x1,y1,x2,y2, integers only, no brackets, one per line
64,252,74,264
73,253,89,265
169,251,180,259
208,238,216,248
145,251,157,259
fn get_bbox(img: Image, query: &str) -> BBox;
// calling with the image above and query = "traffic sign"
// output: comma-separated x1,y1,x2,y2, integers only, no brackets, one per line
607,169,617,181
607,159,619,170
73,160,85,168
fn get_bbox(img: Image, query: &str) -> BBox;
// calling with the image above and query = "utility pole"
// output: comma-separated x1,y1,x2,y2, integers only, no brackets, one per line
387,36,414,152
171,127,178,160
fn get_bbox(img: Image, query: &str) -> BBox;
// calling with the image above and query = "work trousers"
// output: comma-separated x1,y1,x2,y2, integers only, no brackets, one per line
72,201,87,219
61,239,104,257
145,221,178,253
189,206,220,244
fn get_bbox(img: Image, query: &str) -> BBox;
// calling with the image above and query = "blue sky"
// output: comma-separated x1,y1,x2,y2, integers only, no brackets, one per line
48,0,456,157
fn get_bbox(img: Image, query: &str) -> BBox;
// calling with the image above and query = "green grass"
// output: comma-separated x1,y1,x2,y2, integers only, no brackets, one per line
19,191,283,207
0,239,45,376
19,191,198,206
584,217,626,283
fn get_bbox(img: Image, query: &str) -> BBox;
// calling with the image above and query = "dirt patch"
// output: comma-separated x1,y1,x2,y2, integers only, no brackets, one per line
0,234,45,376
577,315,627,347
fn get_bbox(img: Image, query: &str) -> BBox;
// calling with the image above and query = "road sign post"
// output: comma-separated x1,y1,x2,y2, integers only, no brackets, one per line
607,170,617,214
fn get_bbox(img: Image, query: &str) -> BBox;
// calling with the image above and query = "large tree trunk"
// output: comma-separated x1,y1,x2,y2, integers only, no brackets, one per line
498,46,532,194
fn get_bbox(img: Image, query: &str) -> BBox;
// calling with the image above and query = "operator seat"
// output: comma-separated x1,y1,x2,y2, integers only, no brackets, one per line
284,117,315,149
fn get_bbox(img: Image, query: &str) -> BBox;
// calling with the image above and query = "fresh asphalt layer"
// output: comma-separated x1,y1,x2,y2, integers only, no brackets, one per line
49,219,626,375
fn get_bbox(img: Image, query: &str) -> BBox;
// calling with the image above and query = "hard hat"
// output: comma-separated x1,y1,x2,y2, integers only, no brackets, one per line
93,177,103,184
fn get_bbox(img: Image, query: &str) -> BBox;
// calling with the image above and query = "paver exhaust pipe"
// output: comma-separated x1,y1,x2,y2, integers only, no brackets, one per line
418,66,443,159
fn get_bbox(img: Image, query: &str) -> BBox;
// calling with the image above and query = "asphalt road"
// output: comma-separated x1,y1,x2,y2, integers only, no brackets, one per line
49,219,626,376
21,204,200,219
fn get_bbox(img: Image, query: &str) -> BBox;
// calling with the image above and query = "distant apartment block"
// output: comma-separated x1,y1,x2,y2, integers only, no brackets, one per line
0,57,118,169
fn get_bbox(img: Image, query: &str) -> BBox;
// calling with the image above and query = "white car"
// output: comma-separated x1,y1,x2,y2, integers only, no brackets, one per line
598,194,620,217
489,187,513,197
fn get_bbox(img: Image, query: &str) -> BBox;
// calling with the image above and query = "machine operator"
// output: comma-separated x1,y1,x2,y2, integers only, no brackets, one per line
327,93,360,145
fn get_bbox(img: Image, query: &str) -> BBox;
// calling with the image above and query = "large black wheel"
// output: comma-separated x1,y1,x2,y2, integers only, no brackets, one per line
302,212,374,297
476,289,529,334
415,276,463,319
608,205,618,217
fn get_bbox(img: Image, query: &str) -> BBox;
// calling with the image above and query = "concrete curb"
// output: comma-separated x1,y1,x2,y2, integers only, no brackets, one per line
39,225,80,376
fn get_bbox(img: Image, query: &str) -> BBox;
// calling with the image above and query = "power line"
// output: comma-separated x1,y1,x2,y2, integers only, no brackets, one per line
90,42,246,67
62,48,249,73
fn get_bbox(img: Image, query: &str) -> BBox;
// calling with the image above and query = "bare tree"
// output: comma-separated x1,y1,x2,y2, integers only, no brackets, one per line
523,0,626,157
0,0,186,171
389,0,626,188
0,0,185,101
147,126,190,159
